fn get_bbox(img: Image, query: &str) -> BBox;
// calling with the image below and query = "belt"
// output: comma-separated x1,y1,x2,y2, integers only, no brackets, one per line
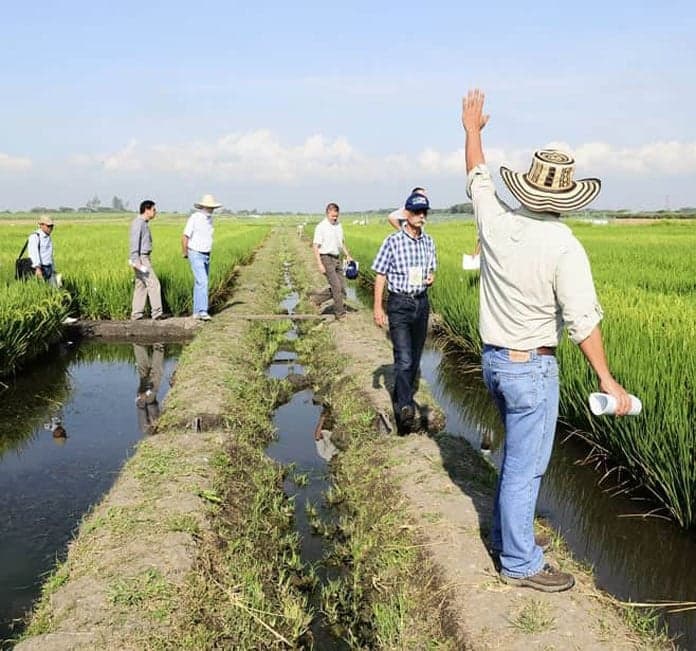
320,253,339,258
489,345,556,357
389,290,428,298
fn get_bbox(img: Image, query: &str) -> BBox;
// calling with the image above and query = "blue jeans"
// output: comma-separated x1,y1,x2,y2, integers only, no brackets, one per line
188,250,210,315
387,292,429,411
482,345,559,578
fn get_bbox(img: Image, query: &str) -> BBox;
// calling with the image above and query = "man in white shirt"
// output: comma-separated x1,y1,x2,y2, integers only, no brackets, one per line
28,215,56,283
312,202,352,320
387,187,427,230
182,194,221,320
462,89,631,593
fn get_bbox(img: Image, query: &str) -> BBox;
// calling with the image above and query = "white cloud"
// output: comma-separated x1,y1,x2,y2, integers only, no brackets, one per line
0,152,32,172
68,132,696,184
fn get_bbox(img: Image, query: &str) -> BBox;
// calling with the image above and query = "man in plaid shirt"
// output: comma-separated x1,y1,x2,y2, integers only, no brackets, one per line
372,191,437,432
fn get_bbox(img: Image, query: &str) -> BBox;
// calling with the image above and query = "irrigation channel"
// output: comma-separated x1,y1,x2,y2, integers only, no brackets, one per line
265,264,350,649
348,282,696,648
0,341,180,646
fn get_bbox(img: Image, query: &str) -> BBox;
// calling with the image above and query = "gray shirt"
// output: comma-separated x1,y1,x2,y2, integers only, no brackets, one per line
129,216,153,264
467,164,603,349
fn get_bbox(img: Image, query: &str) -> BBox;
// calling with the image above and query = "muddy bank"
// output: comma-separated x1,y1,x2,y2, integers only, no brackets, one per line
290,234,666,649
65,317,201,341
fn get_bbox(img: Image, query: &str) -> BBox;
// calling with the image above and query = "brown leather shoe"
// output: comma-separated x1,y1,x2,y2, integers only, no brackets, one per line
500,564,575,593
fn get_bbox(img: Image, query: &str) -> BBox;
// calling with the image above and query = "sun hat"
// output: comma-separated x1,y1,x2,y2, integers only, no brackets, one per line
404,193,430,212
500,149,601,213
194,194,223,209
38,214,55,226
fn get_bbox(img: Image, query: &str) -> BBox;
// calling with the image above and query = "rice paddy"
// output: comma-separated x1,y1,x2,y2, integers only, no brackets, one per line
0,215,269,375
346,219,696,529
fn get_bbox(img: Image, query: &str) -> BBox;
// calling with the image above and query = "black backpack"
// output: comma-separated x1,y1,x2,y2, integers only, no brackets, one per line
15,233,40,280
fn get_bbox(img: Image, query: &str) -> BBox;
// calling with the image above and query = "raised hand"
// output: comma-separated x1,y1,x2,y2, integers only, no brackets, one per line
462,88,489,132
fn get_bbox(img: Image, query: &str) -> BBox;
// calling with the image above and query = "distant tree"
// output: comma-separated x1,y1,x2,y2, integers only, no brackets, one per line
448,202,474,214
30,206,48,213
111,196,126,211
86,195,101,212
58,206,75,212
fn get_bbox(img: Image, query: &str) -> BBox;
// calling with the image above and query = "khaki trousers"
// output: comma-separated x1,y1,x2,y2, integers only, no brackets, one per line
320,254,345,317
131,255,163,319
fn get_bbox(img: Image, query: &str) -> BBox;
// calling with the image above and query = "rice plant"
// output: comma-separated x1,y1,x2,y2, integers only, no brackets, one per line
0,217,269,374
346,220,696,528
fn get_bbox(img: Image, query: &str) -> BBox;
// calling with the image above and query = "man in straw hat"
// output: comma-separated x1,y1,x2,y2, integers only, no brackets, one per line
28,215,57,283
461,89,632,592
182,194,222,320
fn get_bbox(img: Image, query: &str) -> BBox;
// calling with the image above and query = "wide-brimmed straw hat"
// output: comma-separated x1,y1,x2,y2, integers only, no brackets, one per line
500,150,601,213
38,214,55,225
194,194,223,209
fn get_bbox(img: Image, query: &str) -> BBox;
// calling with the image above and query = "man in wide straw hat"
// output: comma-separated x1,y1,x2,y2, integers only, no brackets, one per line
461,89,631,592
182,194,222,320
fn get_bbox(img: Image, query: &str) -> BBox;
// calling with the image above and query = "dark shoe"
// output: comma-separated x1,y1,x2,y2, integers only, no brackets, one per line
398,405,415,431
500,564,575,593
152,313,169,321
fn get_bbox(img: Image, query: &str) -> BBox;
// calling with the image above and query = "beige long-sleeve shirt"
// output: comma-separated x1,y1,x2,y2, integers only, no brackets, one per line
467,164,603,349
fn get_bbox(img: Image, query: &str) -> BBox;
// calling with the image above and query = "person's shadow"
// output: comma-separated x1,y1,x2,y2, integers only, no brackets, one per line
372,352,502,563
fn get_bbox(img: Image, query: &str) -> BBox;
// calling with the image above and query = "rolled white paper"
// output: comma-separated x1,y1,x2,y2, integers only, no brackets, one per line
462,253,480,271
589,392,642,416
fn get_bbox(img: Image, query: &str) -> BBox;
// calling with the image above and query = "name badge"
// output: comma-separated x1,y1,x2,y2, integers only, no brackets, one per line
408,266,423,286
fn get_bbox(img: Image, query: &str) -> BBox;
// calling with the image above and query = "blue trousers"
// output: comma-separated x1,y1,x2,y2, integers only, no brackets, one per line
188,250,210,315
482,345,559,578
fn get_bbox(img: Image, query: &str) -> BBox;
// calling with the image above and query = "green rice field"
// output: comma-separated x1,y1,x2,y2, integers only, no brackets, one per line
346,219,696,529
0,215,269,375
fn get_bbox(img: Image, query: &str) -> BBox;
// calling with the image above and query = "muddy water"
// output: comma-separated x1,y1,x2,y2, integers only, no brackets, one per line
0,342,179,645
347,280,695,646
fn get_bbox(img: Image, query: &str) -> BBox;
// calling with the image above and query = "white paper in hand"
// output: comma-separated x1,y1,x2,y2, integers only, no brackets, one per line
588,392,642,416
462,254,480,271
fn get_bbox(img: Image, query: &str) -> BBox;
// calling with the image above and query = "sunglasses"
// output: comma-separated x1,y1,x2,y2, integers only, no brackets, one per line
412,210,428,217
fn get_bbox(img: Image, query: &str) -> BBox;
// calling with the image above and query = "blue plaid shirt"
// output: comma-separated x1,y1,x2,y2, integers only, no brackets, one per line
371,228,437,294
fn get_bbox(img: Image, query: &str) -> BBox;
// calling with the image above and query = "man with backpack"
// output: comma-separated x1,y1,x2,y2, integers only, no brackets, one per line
28,215,56,283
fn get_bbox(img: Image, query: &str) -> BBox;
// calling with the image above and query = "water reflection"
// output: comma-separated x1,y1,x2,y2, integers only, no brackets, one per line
0,341,180,644
313,411,338,462
134,343,164,436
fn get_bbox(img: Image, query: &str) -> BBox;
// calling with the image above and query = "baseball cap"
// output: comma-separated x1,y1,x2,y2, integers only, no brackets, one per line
404,193,429,212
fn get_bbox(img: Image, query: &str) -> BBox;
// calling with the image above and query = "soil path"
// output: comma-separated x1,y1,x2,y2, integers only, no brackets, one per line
291,233,645,650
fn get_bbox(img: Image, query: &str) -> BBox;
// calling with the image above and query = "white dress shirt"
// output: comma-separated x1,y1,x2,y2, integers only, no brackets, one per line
183,210,214,253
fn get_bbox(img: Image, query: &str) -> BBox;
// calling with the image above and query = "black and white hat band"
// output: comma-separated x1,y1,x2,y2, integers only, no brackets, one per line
500,149,601,213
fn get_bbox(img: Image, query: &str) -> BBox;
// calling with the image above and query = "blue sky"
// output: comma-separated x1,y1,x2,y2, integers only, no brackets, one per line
1,1,695,211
